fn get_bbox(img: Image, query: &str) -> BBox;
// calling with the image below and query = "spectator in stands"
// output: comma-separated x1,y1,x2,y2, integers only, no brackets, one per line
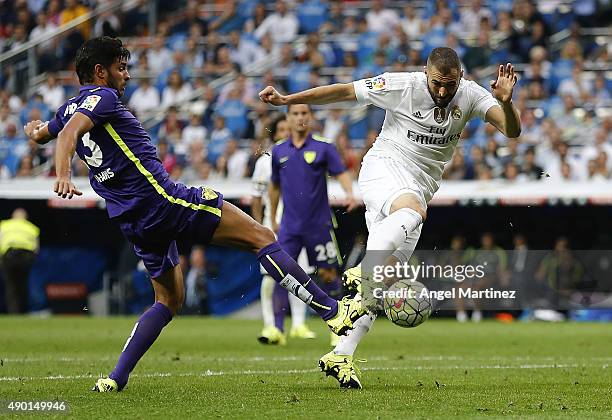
0,123,28,177
15,155,34,178
321,109,345,143
400,4,426,39
218,73,257,107
224,139,249,179
172,0,207,36
336,132,359,178
587,158,608,181
462,30,491,75
558,63,591,103
0,103,20,137
216,87,248,138
147,36,173,75
254,0,298,44
503,162,525,182
244,2,268,35
29,10,58,71
460,0,493,37
366,0,400,35
161,70,192,108
157,106,184,146
297,0,328,34
157,139,176,175
59,0,91,66
444,150,468,180
128,78,160,117
182,111,208,147
182,38,205,70
204,45,236,79
93,8,121,38
37,73,65,111
521,147,544,180
208,115,232,165
228,30,265,71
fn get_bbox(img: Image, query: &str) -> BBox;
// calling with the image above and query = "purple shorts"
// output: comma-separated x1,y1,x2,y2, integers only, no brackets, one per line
278,228,340,269
118,185,223,278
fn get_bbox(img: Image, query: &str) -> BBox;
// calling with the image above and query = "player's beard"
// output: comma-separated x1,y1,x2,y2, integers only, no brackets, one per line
427,86,455,108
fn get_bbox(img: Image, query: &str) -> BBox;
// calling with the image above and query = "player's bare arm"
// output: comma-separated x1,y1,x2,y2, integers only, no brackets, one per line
486,63,521,138
335,171,358,212
23,120,54,145
259,83,356,106
268,181,281,233
54,112,93,199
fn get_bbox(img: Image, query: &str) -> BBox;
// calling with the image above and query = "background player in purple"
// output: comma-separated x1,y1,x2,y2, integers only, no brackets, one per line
270,104,358,345
22,37,365,392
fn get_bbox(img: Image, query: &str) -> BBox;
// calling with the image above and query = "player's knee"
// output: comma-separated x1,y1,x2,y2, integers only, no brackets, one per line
390,200,427,221
251,223,276,253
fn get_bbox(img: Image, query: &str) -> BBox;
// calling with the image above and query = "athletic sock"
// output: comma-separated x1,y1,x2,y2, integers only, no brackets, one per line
272,283,289,331
109,302,172,389
260,275,275,328
258,242,338,320
333,313,377,356
288,291,307,328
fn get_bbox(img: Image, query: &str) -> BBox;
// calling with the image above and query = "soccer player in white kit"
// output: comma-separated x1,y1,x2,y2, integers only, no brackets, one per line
259,47,521,388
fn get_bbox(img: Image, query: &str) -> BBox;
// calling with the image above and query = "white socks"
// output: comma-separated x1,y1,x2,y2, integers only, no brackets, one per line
260,275,275,327
366,208,422,253
288,292,307,327
333,312,377,356
334,208,423,356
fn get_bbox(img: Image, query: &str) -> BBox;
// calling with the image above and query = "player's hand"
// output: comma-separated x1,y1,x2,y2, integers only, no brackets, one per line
345,194,358,212
490,63,517,104
53,176,83,199
258,86,288,106
23,120,48,141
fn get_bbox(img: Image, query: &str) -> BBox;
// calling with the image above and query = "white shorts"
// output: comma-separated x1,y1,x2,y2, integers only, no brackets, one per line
358,152,429,231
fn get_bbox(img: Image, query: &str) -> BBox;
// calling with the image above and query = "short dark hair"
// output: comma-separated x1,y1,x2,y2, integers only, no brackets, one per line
286,103,312,113
427,47,461,73
75,36,130,85
269,114,287,141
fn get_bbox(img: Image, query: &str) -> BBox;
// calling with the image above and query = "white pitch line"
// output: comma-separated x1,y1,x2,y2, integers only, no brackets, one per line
0,363,598,383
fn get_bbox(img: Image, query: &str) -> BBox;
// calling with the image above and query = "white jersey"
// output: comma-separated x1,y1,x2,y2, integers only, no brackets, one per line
354,72,498,201
251,153,283,228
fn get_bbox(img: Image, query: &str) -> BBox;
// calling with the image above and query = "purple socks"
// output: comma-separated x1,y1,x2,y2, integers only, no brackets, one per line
109,302,172,389
258,242,338,320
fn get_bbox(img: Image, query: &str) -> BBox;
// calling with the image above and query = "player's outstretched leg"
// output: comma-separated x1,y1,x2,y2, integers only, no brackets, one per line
93,264,183,392
211,201,366,335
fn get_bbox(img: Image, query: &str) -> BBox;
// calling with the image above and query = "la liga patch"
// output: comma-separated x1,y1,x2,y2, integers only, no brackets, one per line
365,76,386,91
79,95,102,112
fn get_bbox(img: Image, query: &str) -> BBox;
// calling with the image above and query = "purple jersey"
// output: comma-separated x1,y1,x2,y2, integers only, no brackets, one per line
48,85,177,219
271,134,345,234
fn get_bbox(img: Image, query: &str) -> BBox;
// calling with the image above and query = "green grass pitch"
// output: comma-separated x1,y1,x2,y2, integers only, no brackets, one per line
0,316,611,418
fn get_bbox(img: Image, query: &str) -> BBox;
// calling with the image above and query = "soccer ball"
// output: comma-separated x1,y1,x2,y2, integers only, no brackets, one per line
383,280,432,328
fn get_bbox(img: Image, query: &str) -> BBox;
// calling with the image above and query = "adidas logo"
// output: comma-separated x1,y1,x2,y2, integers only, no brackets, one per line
412,111,423,119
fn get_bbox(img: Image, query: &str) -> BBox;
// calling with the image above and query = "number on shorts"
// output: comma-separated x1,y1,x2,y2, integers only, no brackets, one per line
315,241,337,262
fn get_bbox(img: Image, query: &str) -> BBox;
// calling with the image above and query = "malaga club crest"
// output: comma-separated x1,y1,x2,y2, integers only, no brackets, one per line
434,107,446,124
201,187,218,201
303,151,317,164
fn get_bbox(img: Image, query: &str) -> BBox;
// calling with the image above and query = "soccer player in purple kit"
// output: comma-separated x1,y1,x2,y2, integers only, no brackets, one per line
22,37,366,392
269,104,358,345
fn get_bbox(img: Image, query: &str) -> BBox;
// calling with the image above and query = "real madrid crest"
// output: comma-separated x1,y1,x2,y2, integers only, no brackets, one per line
433,107,446,124
451,105,462,120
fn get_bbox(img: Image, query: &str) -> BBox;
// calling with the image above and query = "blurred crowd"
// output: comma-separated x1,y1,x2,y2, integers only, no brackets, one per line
0,0,610,183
